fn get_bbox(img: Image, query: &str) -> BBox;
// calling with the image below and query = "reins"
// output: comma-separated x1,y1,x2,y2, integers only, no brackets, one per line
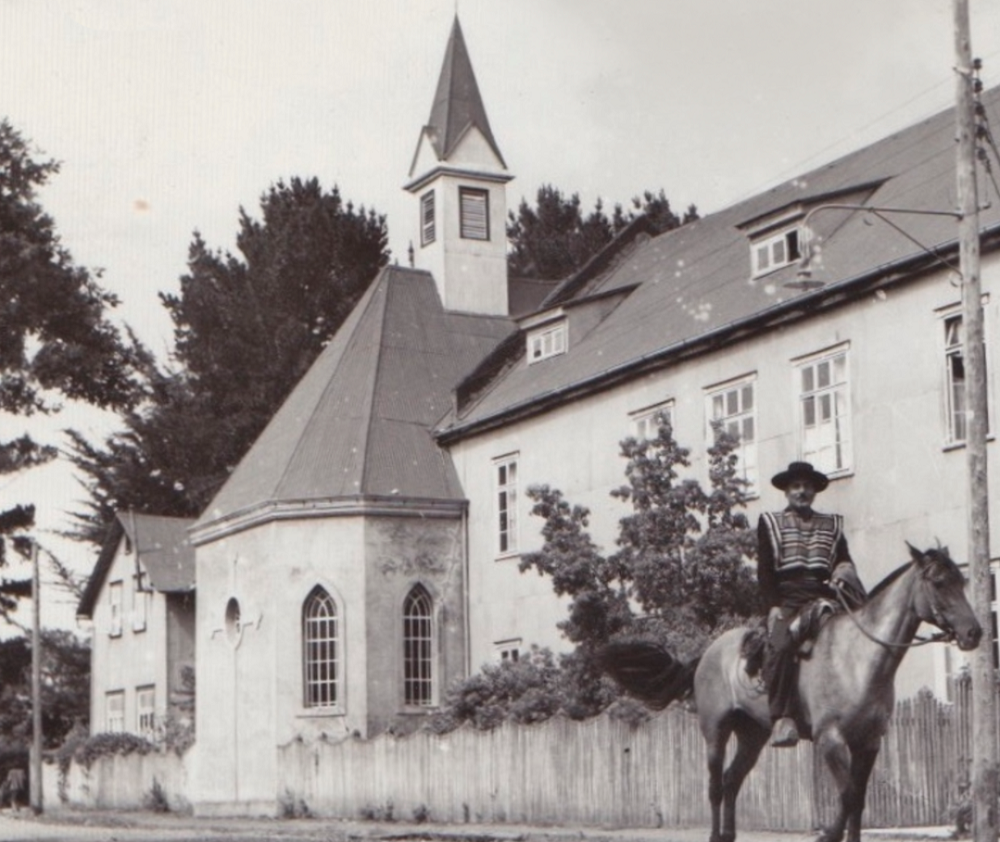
834,585,953,650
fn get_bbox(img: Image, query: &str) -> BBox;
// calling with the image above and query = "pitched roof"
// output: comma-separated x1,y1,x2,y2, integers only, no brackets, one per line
424,16,505,166
78,512,195,618
438,87,1000,442
195,266,514,535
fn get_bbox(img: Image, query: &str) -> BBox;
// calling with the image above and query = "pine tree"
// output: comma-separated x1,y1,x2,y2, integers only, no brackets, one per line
68,177,389,542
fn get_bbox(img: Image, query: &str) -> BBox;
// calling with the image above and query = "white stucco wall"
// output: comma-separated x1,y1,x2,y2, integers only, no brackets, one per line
89,538,169,736
193,511,466,814
448,254,1000,697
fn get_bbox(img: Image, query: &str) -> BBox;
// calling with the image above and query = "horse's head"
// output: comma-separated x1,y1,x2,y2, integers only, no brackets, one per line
907,542,982,651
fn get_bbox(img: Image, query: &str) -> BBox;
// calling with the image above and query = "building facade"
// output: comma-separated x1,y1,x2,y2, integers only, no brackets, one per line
78,512,196,738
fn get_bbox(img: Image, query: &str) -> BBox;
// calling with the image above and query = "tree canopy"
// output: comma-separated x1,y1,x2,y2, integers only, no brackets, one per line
506,186,698,280
68,177,389,543
0,118,144,616
434,416,759,730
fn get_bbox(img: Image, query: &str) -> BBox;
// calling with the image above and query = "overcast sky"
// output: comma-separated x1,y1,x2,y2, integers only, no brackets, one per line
3,0,1000,629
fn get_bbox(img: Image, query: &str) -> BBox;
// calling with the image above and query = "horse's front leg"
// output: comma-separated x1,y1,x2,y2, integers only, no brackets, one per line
816,729,852,842
845,746,879,842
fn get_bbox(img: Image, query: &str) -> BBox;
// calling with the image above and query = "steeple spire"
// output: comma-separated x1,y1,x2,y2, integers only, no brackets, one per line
425,16,505,167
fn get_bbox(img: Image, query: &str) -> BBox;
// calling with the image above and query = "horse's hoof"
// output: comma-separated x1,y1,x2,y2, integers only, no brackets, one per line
816,830,843,842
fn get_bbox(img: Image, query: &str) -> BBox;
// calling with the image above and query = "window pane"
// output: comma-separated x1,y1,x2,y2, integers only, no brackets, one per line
802,367,814,393
817,360,830,388
726,389,738,416
803,395,816,427
741,384,753,410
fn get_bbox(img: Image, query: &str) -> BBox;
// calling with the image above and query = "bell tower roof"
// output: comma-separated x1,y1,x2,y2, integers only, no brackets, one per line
424,16,506,167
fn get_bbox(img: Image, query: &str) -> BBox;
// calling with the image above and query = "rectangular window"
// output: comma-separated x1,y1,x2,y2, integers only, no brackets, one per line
527,321,567,363
495,454,518,556
459,187,489,240
797,346,852,475
707,376,758,493
109,581,123,637
136,686,155,736
495,638,522,663
132,571,149,633
630,400,674,441
421,191,435,246
945,314,967,443
106,690,125,733
752,228,801,277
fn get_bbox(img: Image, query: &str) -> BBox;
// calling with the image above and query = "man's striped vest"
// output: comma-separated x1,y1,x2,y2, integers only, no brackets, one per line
760,510,844,575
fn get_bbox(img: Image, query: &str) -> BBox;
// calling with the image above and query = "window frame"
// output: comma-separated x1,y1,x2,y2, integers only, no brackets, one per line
751,227,801,278
106,690,125,733
136,685,155,736
459,186,490,241
108,580,123,638
402,585,435,708
630,400,674,442
794,344,853,477
495,638,523,664
527,320,567,364
302,587,341,711
705,375,759,495
420,190,435,246
494,453,519,558
132,570,149,633
940,303,992,447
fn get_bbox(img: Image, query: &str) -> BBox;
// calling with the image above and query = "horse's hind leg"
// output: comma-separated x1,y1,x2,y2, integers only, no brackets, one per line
705,715,735,842
705,713,768,842
720,715,769,842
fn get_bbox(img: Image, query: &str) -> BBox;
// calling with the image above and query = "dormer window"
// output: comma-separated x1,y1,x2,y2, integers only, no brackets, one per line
527,320,567,363
752,227,801,277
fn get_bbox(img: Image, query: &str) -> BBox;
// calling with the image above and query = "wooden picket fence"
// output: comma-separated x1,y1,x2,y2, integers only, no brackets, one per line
277,681,974,831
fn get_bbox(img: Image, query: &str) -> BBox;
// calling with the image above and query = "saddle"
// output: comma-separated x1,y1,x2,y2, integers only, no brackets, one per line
741,597,839,678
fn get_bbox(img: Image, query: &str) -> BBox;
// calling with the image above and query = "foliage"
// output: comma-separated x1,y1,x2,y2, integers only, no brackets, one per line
142,777,170,813
67,177,389,543
0,118,145,616
278,788,312,819
0,629,90,749
435,416,758,730
63,731,155,770
506,185,698,280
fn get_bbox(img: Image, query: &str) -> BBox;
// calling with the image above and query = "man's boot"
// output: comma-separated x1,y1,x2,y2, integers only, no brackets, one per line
770,716,799,747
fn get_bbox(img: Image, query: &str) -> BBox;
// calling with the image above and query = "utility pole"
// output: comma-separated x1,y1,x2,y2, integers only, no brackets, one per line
955,3,996,840
30,541,42,814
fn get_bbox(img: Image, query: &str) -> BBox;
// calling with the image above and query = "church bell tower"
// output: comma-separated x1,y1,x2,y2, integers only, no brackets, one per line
405,16,512,316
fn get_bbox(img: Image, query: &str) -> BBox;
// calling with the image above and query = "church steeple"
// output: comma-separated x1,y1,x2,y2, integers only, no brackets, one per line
425,16,506,168
405,16,512,316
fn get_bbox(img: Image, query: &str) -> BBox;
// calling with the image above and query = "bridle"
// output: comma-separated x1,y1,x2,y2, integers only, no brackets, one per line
833,571,956,650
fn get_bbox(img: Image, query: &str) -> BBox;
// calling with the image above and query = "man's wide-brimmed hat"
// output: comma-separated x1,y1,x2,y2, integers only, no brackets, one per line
770,461,829,492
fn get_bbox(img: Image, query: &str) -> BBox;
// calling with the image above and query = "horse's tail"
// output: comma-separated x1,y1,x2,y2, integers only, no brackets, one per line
597,640,700,710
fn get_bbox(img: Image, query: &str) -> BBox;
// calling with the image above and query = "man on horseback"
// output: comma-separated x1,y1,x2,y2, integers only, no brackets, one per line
757,461,866,747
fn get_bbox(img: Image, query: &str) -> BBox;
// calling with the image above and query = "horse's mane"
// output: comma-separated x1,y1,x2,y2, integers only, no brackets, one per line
866,546,960,599
866,562,910,599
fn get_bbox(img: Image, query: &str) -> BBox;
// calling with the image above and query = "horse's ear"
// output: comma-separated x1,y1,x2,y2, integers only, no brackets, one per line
906,542,925,564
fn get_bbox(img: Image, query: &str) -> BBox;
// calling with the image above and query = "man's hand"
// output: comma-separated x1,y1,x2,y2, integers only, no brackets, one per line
767,605,782,634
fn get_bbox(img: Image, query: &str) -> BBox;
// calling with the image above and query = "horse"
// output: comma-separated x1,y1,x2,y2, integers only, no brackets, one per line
600,543,982,842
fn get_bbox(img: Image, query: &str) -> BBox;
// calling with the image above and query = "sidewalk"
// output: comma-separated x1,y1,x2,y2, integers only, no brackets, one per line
0,808,960,842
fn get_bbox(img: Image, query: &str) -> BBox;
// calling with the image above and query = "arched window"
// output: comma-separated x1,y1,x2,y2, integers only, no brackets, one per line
303,587,338,708
403,585,434,706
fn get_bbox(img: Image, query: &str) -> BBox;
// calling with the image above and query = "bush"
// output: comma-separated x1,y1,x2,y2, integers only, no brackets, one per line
142,777,170,813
